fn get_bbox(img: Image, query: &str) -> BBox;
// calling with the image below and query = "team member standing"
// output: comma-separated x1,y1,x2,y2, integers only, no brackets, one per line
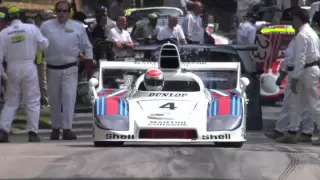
265,38,313,142
0,7,49,142
107,16,133,58
182,1,204,44
277,8,320,145
157,14,187,45
40,1,93,140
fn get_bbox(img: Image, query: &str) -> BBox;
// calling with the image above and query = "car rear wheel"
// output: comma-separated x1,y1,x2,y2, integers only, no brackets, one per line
94,141,124,147
214,142,243,148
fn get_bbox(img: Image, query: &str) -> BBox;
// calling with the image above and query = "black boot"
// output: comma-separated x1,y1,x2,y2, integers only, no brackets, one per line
28,131,41,142
62,129,77,140
0,129,9,143
50,129,60,140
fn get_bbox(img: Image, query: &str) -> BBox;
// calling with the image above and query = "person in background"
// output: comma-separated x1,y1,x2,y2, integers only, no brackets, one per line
0,12,7,103
40,0,93,140
0,6,49,143
277,8,320,145
35,11,50,109
143,13,160,39
108,0,124,21
281,0,304,22
107,16,133,58
92,6,108,41
182,1,204,44
157,14,187,44
265,37,313,142
186,1,194,13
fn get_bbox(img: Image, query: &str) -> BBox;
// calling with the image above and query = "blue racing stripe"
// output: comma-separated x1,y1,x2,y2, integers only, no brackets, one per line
231,96,236,115
95,98,100,116
237,97,241,116
101,97,105,116
213,100,218,116
119,99,123,116
124,100,129,116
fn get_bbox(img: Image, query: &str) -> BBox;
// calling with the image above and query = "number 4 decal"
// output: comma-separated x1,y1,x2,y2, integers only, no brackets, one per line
159,102,176,110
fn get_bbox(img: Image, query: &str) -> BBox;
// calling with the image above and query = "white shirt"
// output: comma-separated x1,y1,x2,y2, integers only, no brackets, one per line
107,26,132,57
292,24,320,79
281,38,295,72
0,20,49,65
236,21,257,73
40,19,93,65
277,0,305,10
182,12,204,43
157,25,185,43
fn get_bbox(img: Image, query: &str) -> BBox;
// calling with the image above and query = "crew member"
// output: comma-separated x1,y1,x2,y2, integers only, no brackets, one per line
265,38,313,142
0,6,49,143
277,8,320,145
157,14,187,44
40,0,93,140
107,16,133,58
0,12,7,102
144,69,165,91
182,1,204,44
142,13,160,39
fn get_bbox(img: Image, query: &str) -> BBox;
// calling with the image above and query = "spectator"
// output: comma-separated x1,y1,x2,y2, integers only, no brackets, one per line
109,0,125,21
182,1,204,44
107,16,133,57
157,14,187,44
142,13,161,39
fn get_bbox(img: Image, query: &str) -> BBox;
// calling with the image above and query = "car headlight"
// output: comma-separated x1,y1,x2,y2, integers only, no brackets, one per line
95,115,129,131
207,115,242,131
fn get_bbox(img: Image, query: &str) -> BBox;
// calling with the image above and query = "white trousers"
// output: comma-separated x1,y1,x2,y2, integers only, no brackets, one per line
276,72,313,133
289,66,320,132
47,66,78,130
0,62,40,133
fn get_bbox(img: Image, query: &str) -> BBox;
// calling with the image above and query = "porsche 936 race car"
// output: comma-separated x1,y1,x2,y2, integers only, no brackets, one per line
88,43,251,148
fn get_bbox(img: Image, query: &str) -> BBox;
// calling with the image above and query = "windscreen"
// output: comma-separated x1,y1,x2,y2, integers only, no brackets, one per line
130,9,182,18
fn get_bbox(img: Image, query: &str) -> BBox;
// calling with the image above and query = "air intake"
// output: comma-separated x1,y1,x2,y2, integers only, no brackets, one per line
158,43,181,70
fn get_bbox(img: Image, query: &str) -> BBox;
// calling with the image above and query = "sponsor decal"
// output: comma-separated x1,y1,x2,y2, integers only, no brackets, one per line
202,134,231,140
208,89,242,116
148,120,187,126
95,97,129,116
106,134,134,139
134,62,206,65
149,93,187,97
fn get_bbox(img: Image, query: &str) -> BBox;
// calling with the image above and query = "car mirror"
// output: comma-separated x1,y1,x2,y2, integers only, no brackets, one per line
89,78,98,87
240,77,250,95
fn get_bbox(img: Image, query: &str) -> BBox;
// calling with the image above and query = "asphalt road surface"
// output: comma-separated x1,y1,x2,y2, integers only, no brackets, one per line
2,131,320,180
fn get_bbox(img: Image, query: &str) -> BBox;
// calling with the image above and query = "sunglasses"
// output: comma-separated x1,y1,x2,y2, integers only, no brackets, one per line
56,9,69,13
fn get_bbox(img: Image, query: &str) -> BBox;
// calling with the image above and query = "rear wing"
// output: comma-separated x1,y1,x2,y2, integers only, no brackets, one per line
133,44,257,52
100,61,241,71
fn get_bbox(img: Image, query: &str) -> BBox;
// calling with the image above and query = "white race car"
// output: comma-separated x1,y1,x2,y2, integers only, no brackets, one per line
89,43,250,148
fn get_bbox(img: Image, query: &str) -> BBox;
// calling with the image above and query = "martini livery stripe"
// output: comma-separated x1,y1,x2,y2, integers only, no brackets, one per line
95,97,129,116
97,88,116,97
207,96,242,116
97,88,128,97
210,89,240,99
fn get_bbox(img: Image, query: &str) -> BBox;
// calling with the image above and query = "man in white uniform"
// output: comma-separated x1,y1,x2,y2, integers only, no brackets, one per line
182,1,204,44
40,1,93,140
276,8,320,145
265,38,313,142
0,7,49,143
107,16,133,58
157,14,187,44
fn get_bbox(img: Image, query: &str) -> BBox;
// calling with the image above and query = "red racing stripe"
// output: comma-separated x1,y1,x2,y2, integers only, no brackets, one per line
218,97,231,115
98,88,116,97
105,98,119,115
211,91,223,99
112,91,128,98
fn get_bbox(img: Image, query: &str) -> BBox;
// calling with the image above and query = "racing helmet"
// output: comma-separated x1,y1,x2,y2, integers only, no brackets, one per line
144,69,165,91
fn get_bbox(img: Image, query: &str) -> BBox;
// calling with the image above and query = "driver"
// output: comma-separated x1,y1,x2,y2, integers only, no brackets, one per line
144,69,165,91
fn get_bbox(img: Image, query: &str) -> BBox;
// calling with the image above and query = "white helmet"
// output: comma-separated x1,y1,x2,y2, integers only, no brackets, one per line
144,69,165,91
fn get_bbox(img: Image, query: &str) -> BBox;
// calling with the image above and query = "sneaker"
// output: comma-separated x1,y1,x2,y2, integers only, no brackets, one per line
62,129,77,140
0,129,8,143
50,129,60,140
28,131,41,142
265,130,284,139
299,132,312,142
276,132,298,144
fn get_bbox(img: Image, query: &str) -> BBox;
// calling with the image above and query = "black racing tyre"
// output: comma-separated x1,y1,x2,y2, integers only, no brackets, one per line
214,142,243,148
245,74,263,130
94,141,124,147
